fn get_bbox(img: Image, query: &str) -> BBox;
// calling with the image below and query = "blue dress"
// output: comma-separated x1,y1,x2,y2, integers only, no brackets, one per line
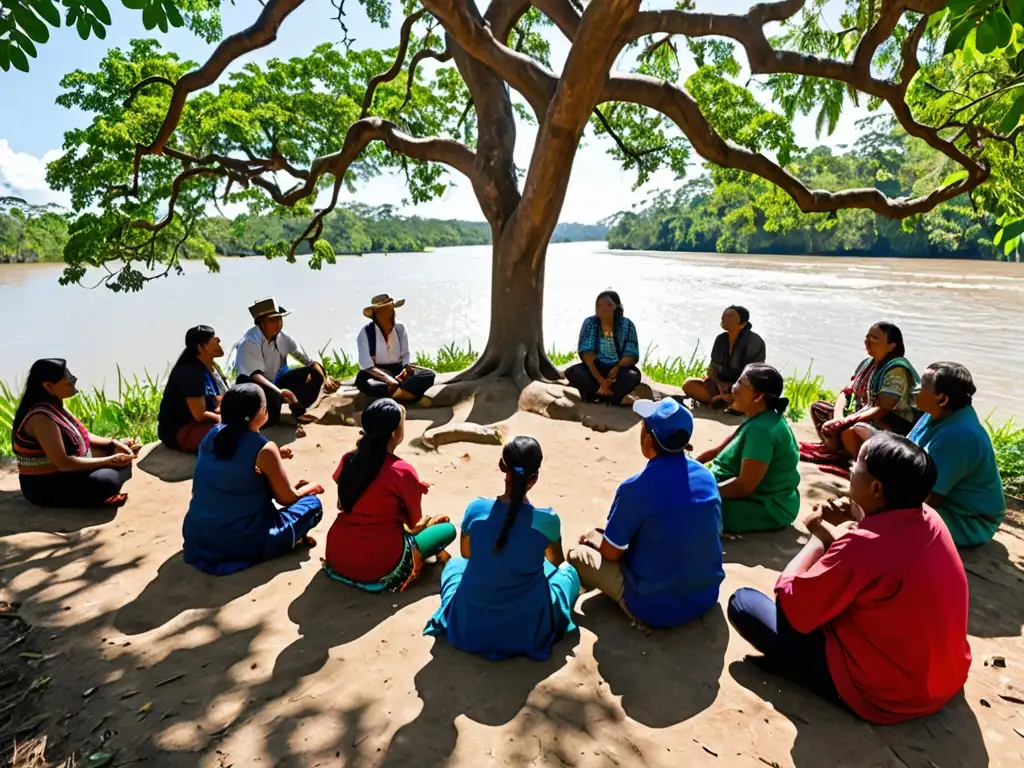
182,425,323,575
424,497,580,660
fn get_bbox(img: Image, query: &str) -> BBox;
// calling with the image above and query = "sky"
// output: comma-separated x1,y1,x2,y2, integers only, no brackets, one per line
0,0,872,223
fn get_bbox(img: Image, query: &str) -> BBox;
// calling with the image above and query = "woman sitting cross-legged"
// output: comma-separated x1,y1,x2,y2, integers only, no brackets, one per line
182,384,325,576
696,364,800,533
322,398,456,592
12,358,137,509
564,290,642,406
355,294,436,404
683,305,767,409
157,325,228,453
424,436,581,660
806,321,918,463
727,432,971,724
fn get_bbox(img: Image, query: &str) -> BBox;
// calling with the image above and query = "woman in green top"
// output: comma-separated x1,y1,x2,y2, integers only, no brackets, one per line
696,364,800,533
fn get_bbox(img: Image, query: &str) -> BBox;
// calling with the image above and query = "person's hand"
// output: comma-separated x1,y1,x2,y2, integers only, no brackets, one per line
112,440,134,456
607,366,620,382
280,388,299,406
694,449,713,464
420,481,431,495
802,507,827,539
408,514,450,535
578,528,604,550
295,481,324,497
822,418,846,435
106,452,136,468
821,496,856,526
323,378,340,394
596,379,613,397
279,447,294,460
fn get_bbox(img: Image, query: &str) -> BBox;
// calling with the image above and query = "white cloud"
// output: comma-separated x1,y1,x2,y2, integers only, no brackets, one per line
0,140,68,206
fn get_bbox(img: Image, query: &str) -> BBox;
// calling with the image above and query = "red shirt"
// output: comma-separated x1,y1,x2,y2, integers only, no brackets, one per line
775,507,971,724
324,454,426,582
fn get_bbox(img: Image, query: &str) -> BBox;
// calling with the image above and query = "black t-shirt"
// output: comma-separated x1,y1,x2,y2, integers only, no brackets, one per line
157,357,227,448
710,327,767,383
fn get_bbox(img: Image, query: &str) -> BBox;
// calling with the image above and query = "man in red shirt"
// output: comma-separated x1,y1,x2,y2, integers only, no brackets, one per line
728,432,972,724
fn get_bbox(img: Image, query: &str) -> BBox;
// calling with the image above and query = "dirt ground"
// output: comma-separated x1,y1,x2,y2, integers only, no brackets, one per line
1,387,1023,767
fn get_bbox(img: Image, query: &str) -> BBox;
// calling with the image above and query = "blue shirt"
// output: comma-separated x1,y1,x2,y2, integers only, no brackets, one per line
604,453,724,627
432,498,569,660
908,406,1005,547
577,316,640,364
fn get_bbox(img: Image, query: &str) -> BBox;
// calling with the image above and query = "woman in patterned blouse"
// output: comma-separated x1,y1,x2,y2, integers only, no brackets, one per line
564,291,641,406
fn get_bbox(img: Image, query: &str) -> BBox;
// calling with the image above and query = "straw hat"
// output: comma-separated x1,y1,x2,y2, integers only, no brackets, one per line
248,297,291,321
363,293,406,319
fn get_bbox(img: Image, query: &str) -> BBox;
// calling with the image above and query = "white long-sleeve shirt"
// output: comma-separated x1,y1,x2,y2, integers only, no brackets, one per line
357,322,410,370
231,325,311,379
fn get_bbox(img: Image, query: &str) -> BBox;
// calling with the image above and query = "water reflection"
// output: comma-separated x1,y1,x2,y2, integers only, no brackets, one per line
2,244,1021,418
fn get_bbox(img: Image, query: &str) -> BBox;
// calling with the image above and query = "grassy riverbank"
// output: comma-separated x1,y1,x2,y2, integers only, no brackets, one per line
1,345,1021,498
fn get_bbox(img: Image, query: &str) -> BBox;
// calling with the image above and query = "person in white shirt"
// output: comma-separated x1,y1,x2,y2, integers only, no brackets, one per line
355,294,435,403
232,298,338,427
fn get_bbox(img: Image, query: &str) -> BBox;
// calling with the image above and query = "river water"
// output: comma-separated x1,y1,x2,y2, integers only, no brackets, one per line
2,242,1022,419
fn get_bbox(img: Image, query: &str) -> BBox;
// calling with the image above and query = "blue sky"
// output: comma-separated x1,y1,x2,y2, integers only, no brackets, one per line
0,0,870,222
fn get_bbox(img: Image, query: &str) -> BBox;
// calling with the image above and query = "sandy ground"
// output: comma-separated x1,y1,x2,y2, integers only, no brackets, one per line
1,389,1023,767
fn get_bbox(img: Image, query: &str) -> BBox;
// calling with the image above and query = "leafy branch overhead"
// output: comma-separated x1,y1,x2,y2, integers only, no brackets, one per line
40,0,1024,293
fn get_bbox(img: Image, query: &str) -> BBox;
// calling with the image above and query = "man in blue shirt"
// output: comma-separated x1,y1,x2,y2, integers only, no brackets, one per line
909,362,1005,548
568,398,724,628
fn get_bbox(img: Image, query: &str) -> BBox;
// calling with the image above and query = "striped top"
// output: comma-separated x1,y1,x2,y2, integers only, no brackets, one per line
12,402,91,475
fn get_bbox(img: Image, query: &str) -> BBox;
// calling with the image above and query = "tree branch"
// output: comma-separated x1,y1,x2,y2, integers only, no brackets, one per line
593,107,667,163
360,9,428,118
400,47,453,112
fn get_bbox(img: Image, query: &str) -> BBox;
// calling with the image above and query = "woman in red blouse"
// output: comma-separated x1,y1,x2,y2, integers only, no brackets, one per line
728,432,971,724
322,398,456,592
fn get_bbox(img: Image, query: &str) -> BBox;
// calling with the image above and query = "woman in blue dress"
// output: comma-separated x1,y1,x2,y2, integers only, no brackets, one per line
183,383,325,575
424,436,581,660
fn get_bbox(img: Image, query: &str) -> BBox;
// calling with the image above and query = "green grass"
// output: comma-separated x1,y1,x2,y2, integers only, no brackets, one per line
985,415,1024,499
1,345,1021,501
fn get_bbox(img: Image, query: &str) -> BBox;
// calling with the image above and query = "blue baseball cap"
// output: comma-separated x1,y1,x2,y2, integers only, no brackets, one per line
633,398,694,450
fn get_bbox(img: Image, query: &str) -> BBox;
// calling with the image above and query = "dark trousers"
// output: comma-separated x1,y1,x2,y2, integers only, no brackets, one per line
20,466,132,509
238,365,323,428
355,363,435,402
564,360,642,405
727,587,846,708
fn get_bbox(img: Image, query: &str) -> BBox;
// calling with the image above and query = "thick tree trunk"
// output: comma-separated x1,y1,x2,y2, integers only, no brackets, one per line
457,231,561,387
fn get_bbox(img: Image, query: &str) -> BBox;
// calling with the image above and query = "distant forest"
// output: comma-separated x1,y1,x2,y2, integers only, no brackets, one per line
0,199,608,263
607,119,1018,261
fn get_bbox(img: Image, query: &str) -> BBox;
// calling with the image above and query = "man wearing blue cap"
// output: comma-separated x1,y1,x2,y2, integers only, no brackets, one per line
568,398,724,629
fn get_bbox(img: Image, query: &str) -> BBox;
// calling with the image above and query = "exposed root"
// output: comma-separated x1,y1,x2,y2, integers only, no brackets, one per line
510,344,532,392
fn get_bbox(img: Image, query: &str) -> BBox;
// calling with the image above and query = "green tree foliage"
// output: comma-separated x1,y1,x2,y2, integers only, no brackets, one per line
0,0,222,72
607,116,1011,259
0,196,68,262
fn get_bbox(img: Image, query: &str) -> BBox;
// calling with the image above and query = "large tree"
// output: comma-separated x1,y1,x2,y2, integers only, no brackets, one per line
43,0,1024,386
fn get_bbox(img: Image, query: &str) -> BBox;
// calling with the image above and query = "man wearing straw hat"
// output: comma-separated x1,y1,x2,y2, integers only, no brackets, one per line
355,294,435,403
231,297,339,427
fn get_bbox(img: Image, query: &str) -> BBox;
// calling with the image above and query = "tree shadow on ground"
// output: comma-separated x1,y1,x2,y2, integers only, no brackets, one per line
136,444,196,483
0,490,117,537
729,660,989,767
379,629,581,766
720,527,808,572
575,402,642,433
960,536,1024,638
579,595,727,728
270,564,446,683
113,549,312,636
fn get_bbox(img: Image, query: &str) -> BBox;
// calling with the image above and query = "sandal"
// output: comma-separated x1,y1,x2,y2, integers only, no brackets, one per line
103,494,128,508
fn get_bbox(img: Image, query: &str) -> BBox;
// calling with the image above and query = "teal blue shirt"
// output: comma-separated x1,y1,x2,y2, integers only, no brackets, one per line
908,405,1005,547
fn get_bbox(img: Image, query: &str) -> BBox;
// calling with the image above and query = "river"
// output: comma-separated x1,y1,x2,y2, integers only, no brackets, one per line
2,243,1022,419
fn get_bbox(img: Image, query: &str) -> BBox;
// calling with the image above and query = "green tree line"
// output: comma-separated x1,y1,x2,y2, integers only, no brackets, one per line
608,117,1018,261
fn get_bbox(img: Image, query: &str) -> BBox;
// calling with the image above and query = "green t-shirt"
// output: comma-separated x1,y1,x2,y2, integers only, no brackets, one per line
709,410,801,533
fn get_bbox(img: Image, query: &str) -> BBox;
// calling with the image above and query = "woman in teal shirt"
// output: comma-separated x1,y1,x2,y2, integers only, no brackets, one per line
696,364,801,533
908,362,1005,547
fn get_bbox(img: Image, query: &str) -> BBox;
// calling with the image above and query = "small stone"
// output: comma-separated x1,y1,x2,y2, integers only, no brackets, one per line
988,655,1007,668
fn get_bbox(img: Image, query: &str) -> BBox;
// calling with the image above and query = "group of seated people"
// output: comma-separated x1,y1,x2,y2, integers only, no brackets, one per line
7,289,1008,725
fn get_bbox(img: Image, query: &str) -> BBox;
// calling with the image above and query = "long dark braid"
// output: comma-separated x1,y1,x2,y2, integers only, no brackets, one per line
338,398,403,512
494,436,544,552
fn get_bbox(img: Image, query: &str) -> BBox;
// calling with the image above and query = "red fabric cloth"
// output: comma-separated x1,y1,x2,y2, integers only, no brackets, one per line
323,454,426,582
775,507,971,724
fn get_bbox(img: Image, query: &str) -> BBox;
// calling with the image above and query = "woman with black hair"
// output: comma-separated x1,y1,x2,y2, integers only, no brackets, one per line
805,322,919,461
696,364,800,532
424,436,581,660
323,398,456,592
182,384,324,575
157,325,228,453
727,433,971,724
683,305,767,408
12,358,137,508
564,290,642,405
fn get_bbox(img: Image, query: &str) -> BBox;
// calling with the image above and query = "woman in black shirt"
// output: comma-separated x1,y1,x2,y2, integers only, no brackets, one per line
683,306,766,408
158,325,228,452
